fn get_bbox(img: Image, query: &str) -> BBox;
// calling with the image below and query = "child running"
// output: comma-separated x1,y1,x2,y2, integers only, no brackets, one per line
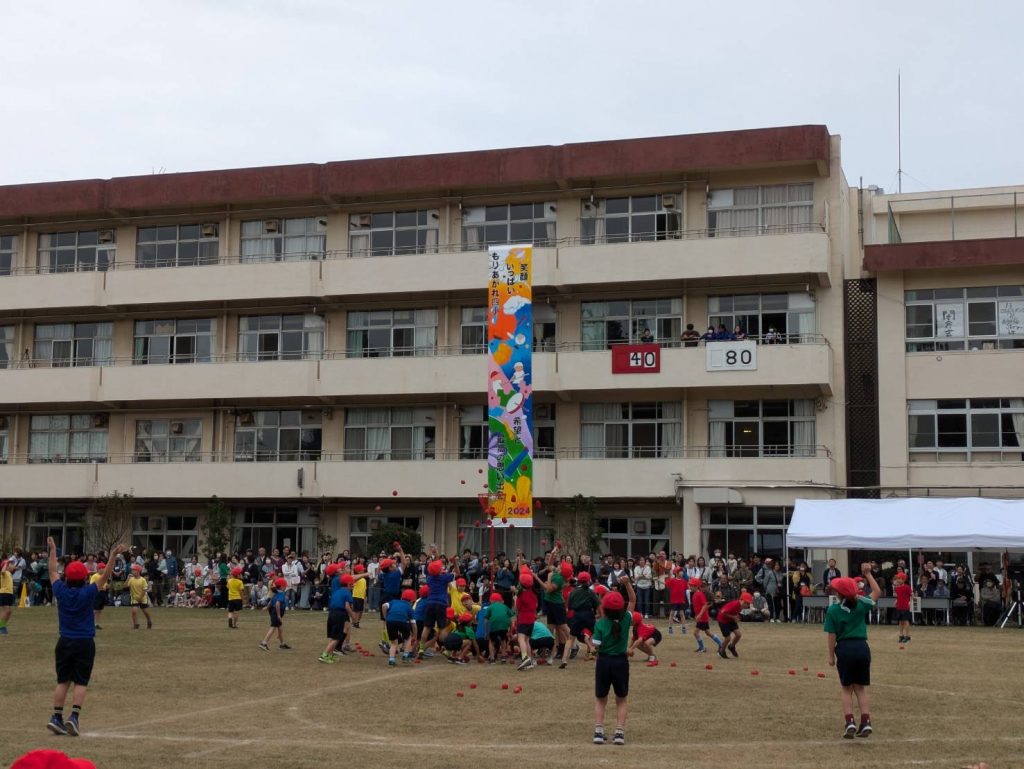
226,567,245,629
893,572,913,643
125,564,153,630
0,558,15,635
825,564,881,739
664,567,689,626
382,588,416,665
515,571,539,670
260,577,291,651
629,612,662,666
319,570,353,663
45,538,123,736
689,577,721,653
591,576,636,746
351,564,367,628
716,591,753,659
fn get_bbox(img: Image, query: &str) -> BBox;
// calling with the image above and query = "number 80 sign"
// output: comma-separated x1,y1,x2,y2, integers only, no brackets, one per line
705,341,758,371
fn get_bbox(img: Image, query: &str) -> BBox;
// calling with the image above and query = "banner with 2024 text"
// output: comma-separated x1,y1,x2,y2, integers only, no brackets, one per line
487,244,533,528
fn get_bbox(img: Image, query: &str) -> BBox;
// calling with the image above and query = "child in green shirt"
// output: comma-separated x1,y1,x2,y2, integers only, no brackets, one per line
591,576,635,746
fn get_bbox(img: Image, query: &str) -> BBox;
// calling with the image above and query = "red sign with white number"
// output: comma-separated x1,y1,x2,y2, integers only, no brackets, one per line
611,344,661,373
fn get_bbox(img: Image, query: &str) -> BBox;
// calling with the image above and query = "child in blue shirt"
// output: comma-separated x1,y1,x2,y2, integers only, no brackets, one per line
319,573,354,663
382,589,416,665
260,578,291,651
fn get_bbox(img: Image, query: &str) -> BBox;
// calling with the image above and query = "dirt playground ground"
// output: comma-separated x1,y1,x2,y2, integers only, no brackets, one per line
0,608,1020,769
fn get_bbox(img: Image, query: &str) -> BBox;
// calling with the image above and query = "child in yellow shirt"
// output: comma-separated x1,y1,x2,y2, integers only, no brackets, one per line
0,559,15,635
125,564,153,630
227,567,245,629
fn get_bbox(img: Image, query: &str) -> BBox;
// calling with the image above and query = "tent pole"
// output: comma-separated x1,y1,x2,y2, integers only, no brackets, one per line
908,549,914,592
784,530,790,622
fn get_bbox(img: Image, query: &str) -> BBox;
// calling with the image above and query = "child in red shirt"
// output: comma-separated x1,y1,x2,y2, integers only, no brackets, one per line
664,568,689,627
893,572,913,643
688,577,722,653
515,572,539,670
716,591,753,659
628,611,662,665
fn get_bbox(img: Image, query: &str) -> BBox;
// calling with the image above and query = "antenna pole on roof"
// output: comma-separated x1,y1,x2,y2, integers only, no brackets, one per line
897,70,903,194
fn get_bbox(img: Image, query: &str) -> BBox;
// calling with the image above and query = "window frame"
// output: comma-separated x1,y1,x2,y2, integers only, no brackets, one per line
707,292,815,342
28,414,108,464
135,223,219,269
0,325,13,369
33,322,113,367
233,410,323,462
460,307,487,354
581,298,683,350
700,505,791,562
237,314,325,362
37,230,116,274
580,402,682,459
461,202,556,250
134,418,203,463
346,309,437,358
907,398,1024,459
348,210,439,257
133,318,216,365
343,407,436,461
904,286,1024,352
708,399,816,457
240,217,327,263
0,234,16,275
581,194,681,245
707,183,814,237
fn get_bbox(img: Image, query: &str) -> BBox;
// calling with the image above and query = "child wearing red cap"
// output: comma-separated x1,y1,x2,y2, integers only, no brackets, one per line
628,612,662,665
542,552,575,668
591,576,636,746
824,563,881,739
689,578,721,653
382,588,416,664
568,572,599,658
1,558,16,634
484,591,513,662
515,572,539,670
45,538,123,737
10,749,95,769
227,567,245,629
418,555,459,659
319,572,354,663
893,572,913,644
715,591,753,659
125,564,153,630
260,578,291,651
664,568,689,627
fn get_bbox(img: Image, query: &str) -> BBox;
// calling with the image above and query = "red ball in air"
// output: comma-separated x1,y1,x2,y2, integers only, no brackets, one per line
392,490,398,496
460,480,466,485
458,532,465,540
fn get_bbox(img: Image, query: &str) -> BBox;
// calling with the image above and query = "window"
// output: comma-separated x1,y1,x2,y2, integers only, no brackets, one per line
708,400,816,457
460,307,487,354
136,224,219,268
37,230,115,273
581,298,682,350
459,405,489,459
707,184,814,236
904,286,1024,352
581,194,680,244
0,326,13,369
707,292,815,342
133,516,199,556
344,407,435,460
25,508,85,554
33,322,113,367
241,217,326,262
29,414,108,463
349,210,439,256
134,419,202,462
701,506,791,561
0,234,15,275
234,507,319,555
134,319,216,364
456,507,550,557
462,203,555,249
346,309,437,358
234,410,322,461
238,315,324,361
534,403,556,458
599,517,670,559
350,515,421,555
908,398,1024,459
581,402,682,458
0,416,8,463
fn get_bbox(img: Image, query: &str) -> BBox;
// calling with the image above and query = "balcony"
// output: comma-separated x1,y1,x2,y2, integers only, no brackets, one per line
0,448,835,500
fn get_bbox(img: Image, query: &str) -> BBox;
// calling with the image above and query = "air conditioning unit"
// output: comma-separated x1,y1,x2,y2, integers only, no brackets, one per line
170,421,184,434
350,214,372,229
238,411,254,425
98,229,115,243
661,194,677,210
707,189,734,209
263,219,280,234
200,223,218,238
92,414,109,428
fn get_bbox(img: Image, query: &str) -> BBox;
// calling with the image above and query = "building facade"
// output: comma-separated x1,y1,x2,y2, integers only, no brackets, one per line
1,125,856,560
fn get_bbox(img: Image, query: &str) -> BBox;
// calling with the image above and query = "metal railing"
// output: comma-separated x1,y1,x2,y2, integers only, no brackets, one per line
909,448,1024,463
885,190,1024,244
573,220,824,247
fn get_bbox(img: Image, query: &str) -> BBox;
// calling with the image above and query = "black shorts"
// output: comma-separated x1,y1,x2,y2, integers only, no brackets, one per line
131,602,150,609
595,654,629,699
326,610,350,641
488,630,509,648
228,599,243,612
670,602,685,611
545,601,567,626
55,637,96,686
443,634,466,652
386,621,411,642
718,621,738,637
642,629,663,647
93,592,106,611
423,602,449,631
268,608,284,627
352,598,365,612
0,594,13,607
516,622,534,637
895,609,912,622
570,610,595,641
835,639,871,686
530,636,555,651
696,621,710,631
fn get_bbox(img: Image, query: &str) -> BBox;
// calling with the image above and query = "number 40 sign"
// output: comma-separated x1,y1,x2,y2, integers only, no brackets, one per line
611,344,661,374
705,341,757,371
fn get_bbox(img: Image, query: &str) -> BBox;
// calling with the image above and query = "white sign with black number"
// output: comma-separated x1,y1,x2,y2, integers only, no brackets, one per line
706,340,757,371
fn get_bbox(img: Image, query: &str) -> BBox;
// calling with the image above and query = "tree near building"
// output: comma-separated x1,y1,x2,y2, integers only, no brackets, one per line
554,493,601,559
366,524,422,558
200,496,233,560
84,491,134,556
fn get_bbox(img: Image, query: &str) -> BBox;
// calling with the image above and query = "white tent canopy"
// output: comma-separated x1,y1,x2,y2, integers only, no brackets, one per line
788,497,1024,550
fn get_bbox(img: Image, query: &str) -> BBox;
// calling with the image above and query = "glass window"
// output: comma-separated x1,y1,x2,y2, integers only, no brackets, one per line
0,415,8,463
707,292,815,342
462,202,556,249
349,210,439,257
904,286,1024,352
25,507,85,554
237,314,324,361
598,517,670,559
459,405,488,460
136,223,219,268
241,217,326,262
349,515,421,555
134,419,202,462
581,298,682,350
234,410,322,462
581,194,680,245
344,407,435,461
37,230,115,273
0,234,16,275
132,515,199,557
907,398,1024,458
134,318,216,364
707,184,814,237
0,326,13,369
701,505,790,562
346,309,437,358
460,307,487,354
708,400,816,457
33,322,113,367
234,506,319,555
29,414,108,463
534,403,556,459
580,402,682,458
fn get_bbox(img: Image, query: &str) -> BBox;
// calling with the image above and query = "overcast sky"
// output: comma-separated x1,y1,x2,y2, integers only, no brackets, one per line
2,0,1021,193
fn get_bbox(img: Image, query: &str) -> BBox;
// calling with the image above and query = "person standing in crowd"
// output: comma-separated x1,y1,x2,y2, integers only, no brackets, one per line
163,549,178,601
632,556,653,619
46,538,123,737
893,572,913,643
125,564,153,630
825,564,881,739
591,575,636,746
0,558,15,634
9,548,27,604
823,558,842,586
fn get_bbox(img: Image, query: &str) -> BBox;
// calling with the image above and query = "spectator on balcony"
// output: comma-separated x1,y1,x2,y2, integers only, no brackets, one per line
763,326,782,344
681,324,701,347
639,327,654,344
714,324,735,341
699,325,716,342
732,325,747,341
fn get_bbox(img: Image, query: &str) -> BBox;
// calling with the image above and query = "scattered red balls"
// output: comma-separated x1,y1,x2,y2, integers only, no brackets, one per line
705,664,713,670
456,691,464,698
513,685,522,694
750,670,760,676
788,669,796,675
817,672,826,678
670,661,677,668
501,683,509,690
470,682,477,689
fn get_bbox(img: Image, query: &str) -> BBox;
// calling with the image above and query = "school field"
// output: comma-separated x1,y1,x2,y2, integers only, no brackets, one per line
0,608,1021,769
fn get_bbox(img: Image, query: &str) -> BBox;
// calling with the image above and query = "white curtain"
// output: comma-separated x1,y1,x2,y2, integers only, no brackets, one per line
241,237,277,263
94,323,113,366
414,326,436,356
792,400,816,457
660,402,682,457
709,422,727,458
581,404,620,458
1010,399,1024,451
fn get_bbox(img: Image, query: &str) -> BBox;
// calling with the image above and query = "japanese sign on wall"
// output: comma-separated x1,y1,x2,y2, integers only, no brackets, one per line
487,245,533,528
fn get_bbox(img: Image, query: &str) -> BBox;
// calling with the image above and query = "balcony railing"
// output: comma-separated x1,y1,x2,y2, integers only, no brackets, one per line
573,220,824,246
885,190,1024,244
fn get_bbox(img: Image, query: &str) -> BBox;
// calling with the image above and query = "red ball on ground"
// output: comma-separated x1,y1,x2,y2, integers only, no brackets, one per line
788,669,796,675
817,672,826,678
803,666,809,672
456,691,464,698
513,686,522,694
705,664,713,670
899,644,906,650
470,682,477,689
751,670,759,676
501,683,509,690
670,661,677,667
414,659,421,664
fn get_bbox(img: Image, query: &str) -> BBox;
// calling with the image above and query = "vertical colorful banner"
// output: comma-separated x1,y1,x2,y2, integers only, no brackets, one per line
487,244,533,528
